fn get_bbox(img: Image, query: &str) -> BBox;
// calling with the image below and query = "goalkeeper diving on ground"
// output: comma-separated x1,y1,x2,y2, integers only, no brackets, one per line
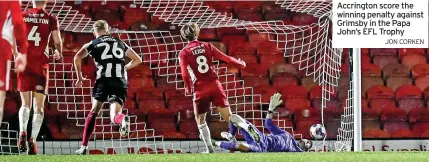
212,93,312,152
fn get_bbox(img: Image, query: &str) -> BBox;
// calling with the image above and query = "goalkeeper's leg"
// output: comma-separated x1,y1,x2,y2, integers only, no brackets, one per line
213,140,262,152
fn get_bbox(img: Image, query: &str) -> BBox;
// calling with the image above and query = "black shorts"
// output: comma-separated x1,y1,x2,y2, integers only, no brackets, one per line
92,77,128,106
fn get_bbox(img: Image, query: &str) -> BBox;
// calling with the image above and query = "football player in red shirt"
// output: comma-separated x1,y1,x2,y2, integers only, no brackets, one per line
18,0,63,155
179,23,246,153
0,0,28,131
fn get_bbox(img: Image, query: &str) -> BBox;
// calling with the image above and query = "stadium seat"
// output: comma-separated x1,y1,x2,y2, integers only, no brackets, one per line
411,63,429,79
128,65,152,77
156,76,182,90
382,63,410,79
216,27,245,39
234,54,258,64
264,10,289,21
221,35,248,47
47,123,68,140
281,85,308,100
269,63,298,79
228,41,256,56
386,76,412,91
294,109,321,139
309,85,338,101
168,98,193,112
254,85,278,103
363,129,391,139
398,98,424,114
137,99,166,114
380,107,408,133
206,1,234,17
325,120,341,139
284,98,311,113
373,56,399,69
311,98,339,110
362,63,382,77
362,106,380,131
401,54,427,69
391,129,415,138
291,12,317,25
409,107,429,124
209,121,229,139
419,130,429,138
366,85,394,100
301,76,318,91
415,76,429,91
150,120,177,135
369,98,396,113
272,74,299,90
256,42,283,56
243,76,269,87
395,85,422,101
398,48,425,58
370,48,397,57
241,63,269,77
248,33,269,47
179,121,199,139
209,41,227,54
338,86,351,101
412,122,429,137
199,28,217,40
135,87,163,101
236,11,264,21
362,77,384,93
260,55,286,65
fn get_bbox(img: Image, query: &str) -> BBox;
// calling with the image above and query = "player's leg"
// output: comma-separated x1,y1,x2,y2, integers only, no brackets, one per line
27,91,46,155
264,112,286,135
18,91,32,153
230,114,261,142
109,96,130,137
194,96,215,153
213,140,260,152
76,80,106,155
213,81,237,141
0,90,4,125
76,98,104,155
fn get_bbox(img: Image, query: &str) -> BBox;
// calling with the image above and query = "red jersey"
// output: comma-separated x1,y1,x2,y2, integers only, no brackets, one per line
179,40,244,92
0,1,28,57
22,8,58,66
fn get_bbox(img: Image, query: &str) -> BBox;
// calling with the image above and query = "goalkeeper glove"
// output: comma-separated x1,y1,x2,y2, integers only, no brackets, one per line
268,93,283,112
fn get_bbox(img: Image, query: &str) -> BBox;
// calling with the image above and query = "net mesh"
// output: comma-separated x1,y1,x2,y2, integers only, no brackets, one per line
15,0,353,153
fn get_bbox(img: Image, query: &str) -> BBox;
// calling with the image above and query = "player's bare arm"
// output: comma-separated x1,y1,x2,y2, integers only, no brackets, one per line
52,24,63,60
74,43,90,87
210,44,246,68
124,47,142,70
179,52,192,94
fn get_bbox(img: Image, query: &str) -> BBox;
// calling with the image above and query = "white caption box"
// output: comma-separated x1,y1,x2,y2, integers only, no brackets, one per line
332,0,428,48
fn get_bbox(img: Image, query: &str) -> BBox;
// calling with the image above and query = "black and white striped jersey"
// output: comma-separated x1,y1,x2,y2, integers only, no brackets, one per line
86,35,129,82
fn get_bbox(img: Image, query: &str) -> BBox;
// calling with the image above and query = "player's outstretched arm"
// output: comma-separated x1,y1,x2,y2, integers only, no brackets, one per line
179,52,192,94
124,48,142,70
10,1,28,55
51,17,63,60
74,43,90,87
209,43,246,68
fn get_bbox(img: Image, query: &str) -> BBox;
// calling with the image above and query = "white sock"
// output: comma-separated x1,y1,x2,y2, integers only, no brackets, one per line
198,123,214,152
31,112,44,140
214,141,222,147
18,106,30,133
237,121,250,131
0,107,3,125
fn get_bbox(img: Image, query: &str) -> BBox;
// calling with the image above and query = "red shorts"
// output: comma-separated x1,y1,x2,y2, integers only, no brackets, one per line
17,65,49,94
193,80,229,115
0,48,12,91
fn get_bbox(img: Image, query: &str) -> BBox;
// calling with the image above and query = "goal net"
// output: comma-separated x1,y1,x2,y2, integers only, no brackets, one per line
14,0,359,154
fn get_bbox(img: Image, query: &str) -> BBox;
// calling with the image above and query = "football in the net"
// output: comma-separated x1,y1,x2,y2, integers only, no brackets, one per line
310,124,327,140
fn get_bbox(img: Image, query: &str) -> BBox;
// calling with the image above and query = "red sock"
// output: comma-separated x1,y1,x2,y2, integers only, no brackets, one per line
113,114,125,125
82,112,97,146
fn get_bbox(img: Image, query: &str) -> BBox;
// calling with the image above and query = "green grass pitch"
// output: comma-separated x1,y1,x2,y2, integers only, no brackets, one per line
0,152,428,162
